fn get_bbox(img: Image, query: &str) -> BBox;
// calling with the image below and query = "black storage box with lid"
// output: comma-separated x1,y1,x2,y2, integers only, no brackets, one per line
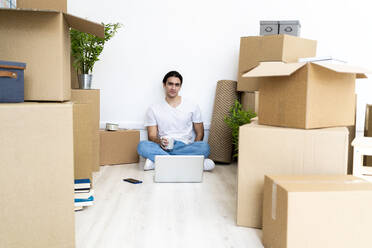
0,60,26,102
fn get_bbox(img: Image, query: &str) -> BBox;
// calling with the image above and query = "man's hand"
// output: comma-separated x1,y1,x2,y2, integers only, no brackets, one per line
147,126,168,150
160,137,168,150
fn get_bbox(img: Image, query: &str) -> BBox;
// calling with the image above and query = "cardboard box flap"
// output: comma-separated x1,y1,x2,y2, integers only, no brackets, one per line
63,13,104,38
242,61,306,78
312,61,369,79
0,8,104,38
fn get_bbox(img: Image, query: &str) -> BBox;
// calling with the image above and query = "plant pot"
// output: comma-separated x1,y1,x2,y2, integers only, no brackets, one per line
78,74,93,89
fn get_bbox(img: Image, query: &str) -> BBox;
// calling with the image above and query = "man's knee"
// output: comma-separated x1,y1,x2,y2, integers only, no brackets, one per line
195,141,210,156
137,140,153,154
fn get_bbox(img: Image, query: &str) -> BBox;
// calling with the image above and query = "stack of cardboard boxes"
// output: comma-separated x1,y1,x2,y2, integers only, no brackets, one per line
236,34,370,247
0,1,104,247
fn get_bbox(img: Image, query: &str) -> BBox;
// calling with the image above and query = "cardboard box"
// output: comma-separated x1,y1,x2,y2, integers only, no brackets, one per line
237,121,349,228
72,89,100,171
0,9,104,101
18,0,66,12
364,104,372,137
241,91,259,114
347,125,355,174
0,102,75,248
237,35,317,92
263,175,372,248
73,103,93,181
364,105,372,167
100,129,140,165
243,61,368,129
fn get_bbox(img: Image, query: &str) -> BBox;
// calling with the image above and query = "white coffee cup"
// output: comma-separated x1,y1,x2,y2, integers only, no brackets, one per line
161,136,174,150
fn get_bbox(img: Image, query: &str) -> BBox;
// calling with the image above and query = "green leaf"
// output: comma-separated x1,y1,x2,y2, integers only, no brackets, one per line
224,99,257,159
70,22,122,74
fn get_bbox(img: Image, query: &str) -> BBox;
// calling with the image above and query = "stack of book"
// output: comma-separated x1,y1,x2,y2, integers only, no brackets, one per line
74,179,94,211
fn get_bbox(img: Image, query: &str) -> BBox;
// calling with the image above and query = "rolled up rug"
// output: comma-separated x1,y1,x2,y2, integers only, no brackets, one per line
208,80,238,163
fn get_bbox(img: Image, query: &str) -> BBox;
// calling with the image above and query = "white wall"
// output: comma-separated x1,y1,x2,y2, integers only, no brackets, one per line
68,0,372,132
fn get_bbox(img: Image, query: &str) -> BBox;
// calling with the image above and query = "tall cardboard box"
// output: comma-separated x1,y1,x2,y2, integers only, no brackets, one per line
243,61,368,129
17,0,67,12
72,89,100,171
0,9,104,101
73,103,93,181
0,103,75,248
237,121,349,228
100,129,140,165
241,91,259,114
237,35,317,92
263,175,372,248
364,105,372,166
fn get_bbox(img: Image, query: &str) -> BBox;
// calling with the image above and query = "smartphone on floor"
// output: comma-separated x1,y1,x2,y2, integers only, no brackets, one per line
123,178,142,184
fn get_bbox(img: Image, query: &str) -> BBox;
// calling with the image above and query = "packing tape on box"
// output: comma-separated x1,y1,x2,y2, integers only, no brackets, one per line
271,179,367,220
106,123,119,131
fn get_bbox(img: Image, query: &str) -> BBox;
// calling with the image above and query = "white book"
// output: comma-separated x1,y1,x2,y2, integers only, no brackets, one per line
74,206,84,211
75,190,94,200
74,201,94,207
74,179,91,190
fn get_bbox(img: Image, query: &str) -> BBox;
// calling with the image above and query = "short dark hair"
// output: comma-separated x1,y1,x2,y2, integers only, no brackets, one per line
162,71,183,85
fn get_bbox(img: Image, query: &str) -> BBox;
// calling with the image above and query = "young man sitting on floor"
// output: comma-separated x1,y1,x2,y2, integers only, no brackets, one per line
137,71,215,171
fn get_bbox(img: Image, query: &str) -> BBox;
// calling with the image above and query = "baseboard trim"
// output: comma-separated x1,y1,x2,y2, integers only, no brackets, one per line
100,121,211,130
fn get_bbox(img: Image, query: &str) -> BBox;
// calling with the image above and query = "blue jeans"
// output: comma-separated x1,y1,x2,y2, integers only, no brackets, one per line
137,140,210,162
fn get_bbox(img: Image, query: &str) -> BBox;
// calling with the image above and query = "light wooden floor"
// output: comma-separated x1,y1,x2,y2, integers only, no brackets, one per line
75,162,263,248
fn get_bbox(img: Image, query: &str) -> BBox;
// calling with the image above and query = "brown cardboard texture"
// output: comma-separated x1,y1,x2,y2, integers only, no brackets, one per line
100,129,140,165
243,61,368,129
73,103,93,181
364,105,372,166
237,35,317,91
18,0,67,12
241,91,259,114
237,121,349,228
72,89,100,171
263,175,372,248
0,9,104,101
0,102,75,248
347,125,355,174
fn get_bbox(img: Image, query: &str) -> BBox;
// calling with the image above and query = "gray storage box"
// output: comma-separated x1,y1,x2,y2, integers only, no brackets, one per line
279,20,301,36
0,60,26,102
260,21,279,36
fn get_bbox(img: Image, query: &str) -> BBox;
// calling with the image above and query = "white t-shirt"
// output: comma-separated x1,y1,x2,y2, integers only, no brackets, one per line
144,97,203,144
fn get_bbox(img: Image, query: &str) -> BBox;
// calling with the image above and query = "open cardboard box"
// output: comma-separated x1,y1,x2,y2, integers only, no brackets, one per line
243,61,369,129
0,8,104,101
237,35,317,92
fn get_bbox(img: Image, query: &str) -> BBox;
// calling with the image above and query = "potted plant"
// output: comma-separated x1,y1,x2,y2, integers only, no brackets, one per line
70,22,121,89
224,100,257,159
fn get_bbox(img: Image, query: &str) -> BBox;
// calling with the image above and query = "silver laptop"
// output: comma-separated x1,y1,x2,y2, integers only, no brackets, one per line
154,155,204,183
